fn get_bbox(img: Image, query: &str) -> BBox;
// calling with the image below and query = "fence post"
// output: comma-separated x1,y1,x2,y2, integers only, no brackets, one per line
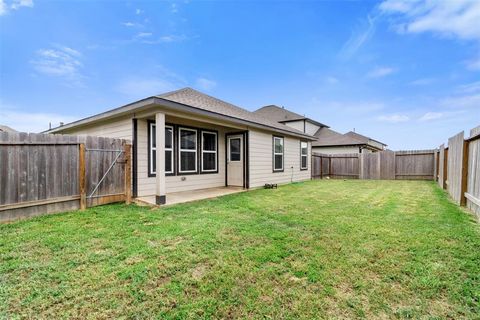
79,143,86,210
124,144,132,204
443,148,448,189
460,140,469,206
329,156,332,178
320,156,323,179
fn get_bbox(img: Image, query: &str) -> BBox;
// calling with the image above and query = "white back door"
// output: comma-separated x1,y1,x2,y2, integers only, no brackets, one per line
227,135,243,186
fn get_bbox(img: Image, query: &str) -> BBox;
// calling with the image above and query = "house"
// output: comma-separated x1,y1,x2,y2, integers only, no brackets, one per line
254,105,387,154
312,127,386,154
45,88,315,205
0,125,18,133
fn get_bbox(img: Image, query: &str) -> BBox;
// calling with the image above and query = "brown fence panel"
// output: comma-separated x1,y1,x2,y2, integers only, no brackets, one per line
379,150,395,180
466,126,480,218
361,153,380,179
0,132,131,222
395,150,435,180
447,132,465,204
330,153,359,179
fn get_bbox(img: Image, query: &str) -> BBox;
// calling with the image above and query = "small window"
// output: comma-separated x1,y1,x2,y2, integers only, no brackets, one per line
300,141,308,170
229,138,241,161
149,123,174,176
201,131,217,172
179,127,197,173
273,136,284,172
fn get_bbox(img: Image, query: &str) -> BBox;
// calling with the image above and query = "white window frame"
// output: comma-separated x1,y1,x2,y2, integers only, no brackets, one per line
149,122,156,175
201,130,217,172
149,123,174,175
178,127,197,173
300,141,308,170
273,136,284,172
165,125,174,174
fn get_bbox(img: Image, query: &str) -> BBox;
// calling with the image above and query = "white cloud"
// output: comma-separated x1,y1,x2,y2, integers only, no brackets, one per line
380,0,480,41
440,94,480,109
136,32,152,38
1,0,33,15
456,81,480,94
135,8,143,15
367,66,396,78
377,114,409,123
325,76,339,84
466,55,480,71
30,45,84,86
419,112,443,121
170,3,178,13
139,34,187,44
339,15,377,59
11,0,32,9
0,104,78,133
195,78,216,91
123,22,136,27
0,0,7,15
409,77,435,86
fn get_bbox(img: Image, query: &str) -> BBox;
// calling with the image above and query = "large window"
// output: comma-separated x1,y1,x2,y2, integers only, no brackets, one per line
201,131,217,172
273,136,284,172
148,123,174,176
179,127,197,173
300,141,308,170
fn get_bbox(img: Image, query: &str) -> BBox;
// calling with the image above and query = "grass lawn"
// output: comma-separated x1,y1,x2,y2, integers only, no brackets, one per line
1,180,479,319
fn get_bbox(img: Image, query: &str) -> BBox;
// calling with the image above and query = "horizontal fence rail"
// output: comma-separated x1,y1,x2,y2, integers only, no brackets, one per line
0,132,131,222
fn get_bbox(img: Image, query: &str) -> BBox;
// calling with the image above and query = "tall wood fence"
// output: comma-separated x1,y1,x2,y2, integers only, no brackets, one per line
434,126,480,219
0,132,131,222
312,150,435,180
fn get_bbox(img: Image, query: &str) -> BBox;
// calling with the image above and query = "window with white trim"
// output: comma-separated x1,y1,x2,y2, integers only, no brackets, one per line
165,125,174,174
149,122,156,176
300,141,308,170
179,127,197,173
201,131,217,172
149,123,174,175
273,136,284,172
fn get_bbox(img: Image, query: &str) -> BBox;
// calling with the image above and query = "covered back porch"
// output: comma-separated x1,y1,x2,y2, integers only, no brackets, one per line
132,110,250,205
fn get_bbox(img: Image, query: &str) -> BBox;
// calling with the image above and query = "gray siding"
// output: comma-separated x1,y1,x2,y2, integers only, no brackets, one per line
249,129,311,188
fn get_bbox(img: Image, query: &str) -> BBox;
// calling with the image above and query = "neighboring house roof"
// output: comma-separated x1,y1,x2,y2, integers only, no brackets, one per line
344,131,386,147
45,88,315,140
0,125,18,133
254,105,328,128
312,127,365,147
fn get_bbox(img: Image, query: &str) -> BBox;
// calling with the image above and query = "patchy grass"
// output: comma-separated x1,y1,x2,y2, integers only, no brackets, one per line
1,180,479,319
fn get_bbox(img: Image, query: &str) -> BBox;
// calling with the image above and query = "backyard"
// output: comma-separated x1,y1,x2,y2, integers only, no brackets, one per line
0,180,479,319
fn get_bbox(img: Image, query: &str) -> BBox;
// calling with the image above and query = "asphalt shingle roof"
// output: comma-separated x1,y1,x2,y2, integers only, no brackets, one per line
158,88,313,137
253,105,328,128
312,127,365,147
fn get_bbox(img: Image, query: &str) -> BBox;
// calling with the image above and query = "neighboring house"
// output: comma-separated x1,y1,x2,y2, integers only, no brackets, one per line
312,127,386,154
254,105,328,136
0,125,18,133
254,105,387,154
45,88,315,205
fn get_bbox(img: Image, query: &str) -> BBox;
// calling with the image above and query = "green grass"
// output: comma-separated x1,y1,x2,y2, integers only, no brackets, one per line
1,180,479,319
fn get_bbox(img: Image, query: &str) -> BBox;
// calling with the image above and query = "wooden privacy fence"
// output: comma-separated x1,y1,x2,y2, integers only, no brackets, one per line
434,125,480,219
312,149,435,180
0,132,131,222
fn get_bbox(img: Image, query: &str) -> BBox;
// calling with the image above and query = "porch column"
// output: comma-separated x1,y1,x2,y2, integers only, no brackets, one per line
155,112,166,205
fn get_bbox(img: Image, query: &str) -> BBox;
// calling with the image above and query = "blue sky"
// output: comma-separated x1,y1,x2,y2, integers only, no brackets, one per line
1,0,479,150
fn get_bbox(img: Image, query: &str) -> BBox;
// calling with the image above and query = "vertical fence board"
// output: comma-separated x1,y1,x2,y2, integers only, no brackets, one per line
447,132,465,205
